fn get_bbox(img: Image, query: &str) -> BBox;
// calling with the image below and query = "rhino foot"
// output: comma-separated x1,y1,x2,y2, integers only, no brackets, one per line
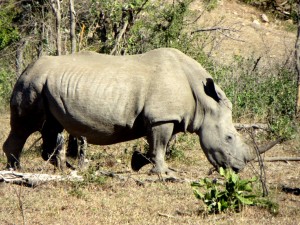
5,161,21,171
131,150,152,171
149,166,177,178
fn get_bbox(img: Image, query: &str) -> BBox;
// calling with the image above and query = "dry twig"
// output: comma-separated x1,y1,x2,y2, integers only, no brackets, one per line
256,157,300,162
248,130,269,196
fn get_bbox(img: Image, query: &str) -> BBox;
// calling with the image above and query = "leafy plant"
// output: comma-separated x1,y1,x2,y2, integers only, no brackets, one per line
192,168,279,214
192,168,257,213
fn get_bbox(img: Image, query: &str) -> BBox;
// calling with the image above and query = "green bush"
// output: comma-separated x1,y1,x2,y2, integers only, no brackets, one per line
0,68,14,110
0,1,20,50
213,56,297,140
191,168,279,214
126,0,194,54
192,168,257,213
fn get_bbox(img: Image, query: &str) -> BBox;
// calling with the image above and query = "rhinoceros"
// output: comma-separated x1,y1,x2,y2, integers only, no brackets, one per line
3,48,271,174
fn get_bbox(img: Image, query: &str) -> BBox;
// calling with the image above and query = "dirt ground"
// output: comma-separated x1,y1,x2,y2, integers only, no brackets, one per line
0,1,300,224
190,0,295,68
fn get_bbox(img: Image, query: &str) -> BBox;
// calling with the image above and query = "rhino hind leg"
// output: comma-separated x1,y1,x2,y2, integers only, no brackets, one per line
3,131,30,169
66,135,87,169
3,112,41,170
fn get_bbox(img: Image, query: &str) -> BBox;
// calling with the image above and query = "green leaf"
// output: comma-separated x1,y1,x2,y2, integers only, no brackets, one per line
219,167,225,176
193,189,204,200
217,202,222,212
191,181,201,187
231,172,238,184
243,184,253,192
249,176,258,182
236,195,253,205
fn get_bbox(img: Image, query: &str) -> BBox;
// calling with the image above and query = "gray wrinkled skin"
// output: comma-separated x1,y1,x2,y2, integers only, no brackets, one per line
3,48,251,174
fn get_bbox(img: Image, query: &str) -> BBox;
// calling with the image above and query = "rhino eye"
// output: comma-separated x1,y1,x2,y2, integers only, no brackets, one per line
225,135,234,143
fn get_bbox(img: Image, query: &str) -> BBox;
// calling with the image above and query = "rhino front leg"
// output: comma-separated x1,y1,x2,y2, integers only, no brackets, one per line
146,122,175,176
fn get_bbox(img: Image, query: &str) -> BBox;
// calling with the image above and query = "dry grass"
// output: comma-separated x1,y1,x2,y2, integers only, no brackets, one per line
0,113,300,225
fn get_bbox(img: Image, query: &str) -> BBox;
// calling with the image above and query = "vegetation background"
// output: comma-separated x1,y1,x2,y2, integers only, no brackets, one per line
0,0,299,224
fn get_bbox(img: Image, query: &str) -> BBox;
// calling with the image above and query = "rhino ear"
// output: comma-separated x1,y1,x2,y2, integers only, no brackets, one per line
203,78,221,102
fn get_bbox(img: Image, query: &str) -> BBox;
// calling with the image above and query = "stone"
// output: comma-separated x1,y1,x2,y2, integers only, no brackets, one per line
261,14,269,23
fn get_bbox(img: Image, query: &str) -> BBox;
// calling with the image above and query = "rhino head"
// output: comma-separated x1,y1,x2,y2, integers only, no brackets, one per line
131,78,276,174
199,78,274,172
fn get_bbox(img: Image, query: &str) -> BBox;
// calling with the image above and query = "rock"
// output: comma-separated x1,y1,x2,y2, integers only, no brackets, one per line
252,20,261,29
261,14,269,23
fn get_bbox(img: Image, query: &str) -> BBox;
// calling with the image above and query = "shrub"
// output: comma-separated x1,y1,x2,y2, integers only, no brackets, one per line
0,2,20,50
192,168,257,213
0,68,14,110
213,56,297,140
191,168,279,214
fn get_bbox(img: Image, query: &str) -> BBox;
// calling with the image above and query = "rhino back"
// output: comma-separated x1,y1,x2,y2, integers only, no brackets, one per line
28,49,204,144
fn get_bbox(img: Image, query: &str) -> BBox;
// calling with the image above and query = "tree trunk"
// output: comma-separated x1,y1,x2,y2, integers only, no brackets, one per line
51,0,61,56
295,3,300,118
15,39,27,78
69,0,76,54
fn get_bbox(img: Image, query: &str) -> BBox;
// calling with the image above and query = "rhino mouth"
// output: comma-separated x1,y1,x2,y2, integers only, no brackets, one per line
231,166,241,173
213,162,243,173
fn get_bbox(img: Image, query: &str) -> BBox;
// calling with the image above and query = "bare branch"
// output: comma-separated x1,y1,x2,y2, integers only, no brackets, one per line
50,0,61,56
217,29,245,42
248,130,268,196
295,2,300,118
234,123,269,131
69,0,76,54
110,20,128,55
191,26,236,34
158,212,175,218
256,157,300,162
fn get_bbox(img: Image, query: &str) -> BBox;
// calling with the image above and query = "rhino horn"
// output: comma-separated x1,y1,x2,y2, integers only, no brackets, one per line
247,138,283,161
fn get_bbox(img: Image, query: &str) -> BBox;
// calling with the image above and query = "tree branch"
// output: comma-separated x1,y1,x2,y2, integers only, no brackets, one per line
295,2,300,118
69,0,76,54
50,0,61,56
256,157,300,162
191,27,237,34
110,20,128,55
234,123,269,131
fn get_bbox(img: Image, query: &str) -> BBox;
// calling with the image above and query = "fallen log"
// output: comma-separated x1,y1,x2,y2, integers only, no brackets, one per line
0,170,83,187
